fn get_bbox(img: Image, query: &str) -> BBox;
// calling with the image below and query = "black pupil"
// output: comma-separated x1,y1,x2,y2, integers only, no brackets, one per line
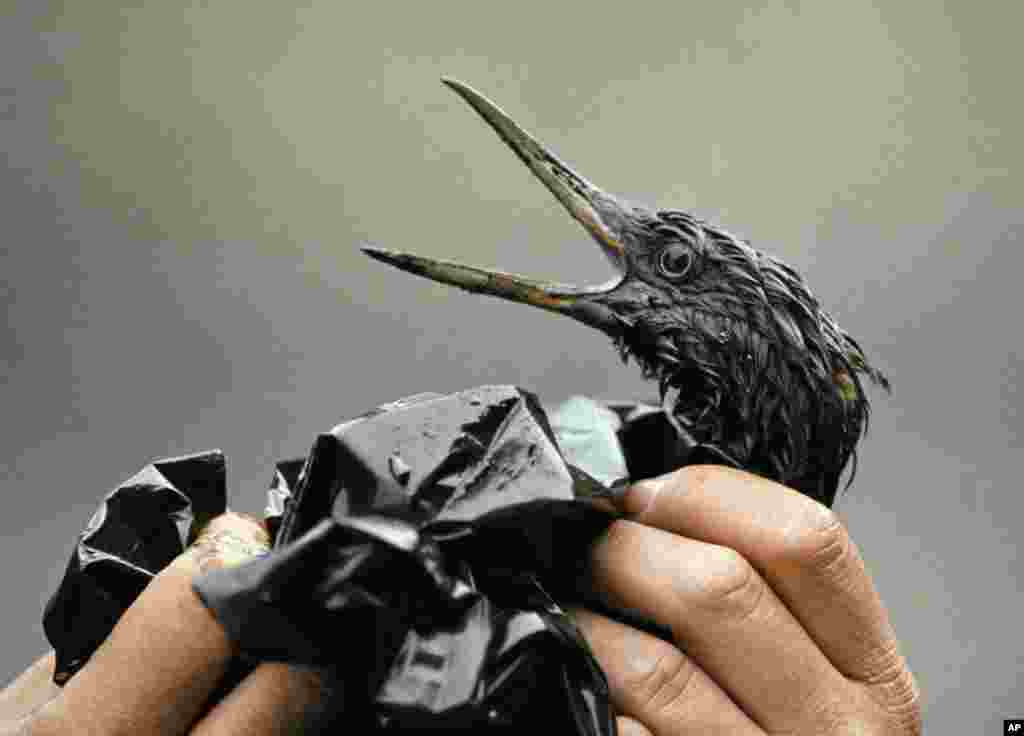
660,246,692,277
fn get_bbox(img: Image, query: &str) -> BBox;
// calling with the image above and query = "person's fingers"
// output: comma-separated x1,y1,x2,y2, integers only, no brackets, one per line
572,608,761,735
618,466,915,696
31,513,270,736
189,663,336,735
588,518,851,732
0,653,60,725
32,562,232,735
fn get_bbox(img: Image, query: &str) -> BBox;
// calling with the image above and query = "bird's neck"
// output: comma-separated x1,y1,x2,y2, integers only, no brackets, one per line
624,329,849,506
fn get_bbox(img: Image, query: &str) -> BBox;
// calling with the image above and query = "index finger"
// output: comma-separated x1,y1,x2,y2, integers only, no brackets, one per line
616,465,904,685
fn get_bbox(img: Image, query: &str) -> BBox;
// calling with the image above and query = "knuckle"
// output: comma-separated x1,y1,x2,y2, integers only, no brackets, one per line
865,656,923,734
691,546,765,622
782,504,851,574
623,643,699,718
853,639,908,686
810,694,922,736
886,693,924,736
804,660,922,736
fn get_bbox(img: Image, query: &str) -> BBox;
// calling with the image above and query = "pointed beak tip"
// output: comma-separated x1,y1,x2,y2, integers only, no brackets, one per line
440,77,480,107
361,245,400,267
440,76,466,93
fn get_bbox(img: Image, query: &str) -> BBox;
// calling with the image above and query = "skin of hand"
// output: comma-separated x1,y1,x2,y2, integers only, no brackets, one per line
1,467,920,735
0,512,332,736
574,465,922,735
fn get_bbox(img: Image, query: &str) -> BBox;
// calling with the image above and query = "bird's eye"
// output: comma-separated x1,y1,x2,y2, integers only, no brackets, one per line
658,244,694,279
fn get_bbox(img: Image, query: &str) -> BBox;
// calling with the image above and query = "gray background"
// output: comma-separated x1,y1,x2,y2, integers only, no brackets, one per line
2,1,1019,730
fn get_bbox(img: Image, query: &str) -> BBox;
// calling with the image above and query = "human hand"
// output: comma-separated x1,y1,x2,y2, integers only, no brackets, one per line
4,472,921,735
574,465,921,735
1,512,332,735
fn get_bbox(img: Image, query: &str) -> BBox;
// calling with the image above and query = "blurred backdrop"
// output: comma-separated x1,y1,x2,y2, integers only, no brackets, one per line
2,1,1020,730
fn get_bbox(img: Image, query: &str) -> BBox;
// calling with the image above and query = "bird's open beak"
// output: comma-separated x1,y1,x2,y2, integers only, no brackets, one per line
363,79,630,329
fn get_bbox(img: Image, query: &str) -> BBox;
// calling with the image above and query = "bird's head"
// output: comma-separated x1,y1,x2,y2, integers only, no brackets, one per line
365,79,890,505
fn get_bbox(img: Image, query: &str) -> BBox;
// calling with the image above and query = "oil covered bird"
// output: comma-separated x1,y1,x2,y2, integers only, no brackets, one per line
364,79,890,507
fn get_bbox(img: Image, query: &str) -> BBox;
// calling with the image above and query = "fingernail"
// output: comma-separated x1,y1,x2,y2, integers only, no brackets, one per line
618,478,664,515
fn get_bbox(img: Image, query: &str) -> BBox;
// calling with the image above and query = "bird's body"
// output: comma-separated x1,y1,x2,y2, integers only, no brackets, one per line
366,80,889,506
